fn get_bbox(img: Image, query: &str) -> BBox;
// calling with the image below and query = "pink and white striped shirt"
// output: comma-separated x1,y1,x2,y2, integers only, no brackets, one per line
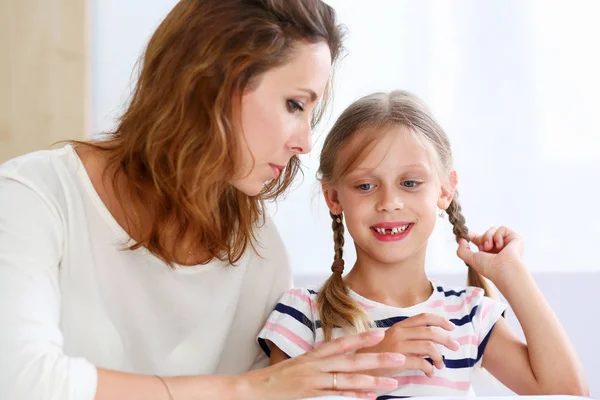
258,280,507,398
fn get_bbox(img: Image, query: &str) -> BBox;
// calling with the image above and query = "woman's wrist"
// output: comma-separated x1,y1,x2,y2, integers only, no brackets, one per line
158,374,248,400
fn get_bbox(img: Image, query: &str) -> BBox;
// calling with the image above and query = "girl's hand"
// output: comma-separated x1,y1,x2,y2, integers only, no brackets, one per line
356,313,460,378
240,330,405,400
457,225,526,285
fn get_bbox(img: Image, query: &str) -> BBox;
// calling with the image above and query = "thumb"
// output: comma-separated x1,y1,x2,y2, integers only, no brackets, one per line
456,239,475,265
457,239,493,274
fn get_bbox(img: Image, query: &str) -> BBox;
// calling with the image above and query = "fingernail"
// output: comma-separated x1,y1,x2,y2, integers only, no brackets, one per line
383,378,398,387
369,330,385,337
388,353,405,362
485,241,490,247
452,340,460,348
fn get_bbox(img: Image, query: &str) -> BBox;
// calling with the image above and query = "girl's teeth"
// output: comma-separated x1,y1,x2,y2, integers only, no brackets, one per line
374,225,410,235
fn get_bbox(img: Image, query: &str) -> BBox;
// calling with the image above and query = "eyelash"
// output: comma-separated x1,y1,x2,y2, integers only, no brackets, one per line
402,180,421,189
357,183,375,191
356,180,422,192
287,100,304,113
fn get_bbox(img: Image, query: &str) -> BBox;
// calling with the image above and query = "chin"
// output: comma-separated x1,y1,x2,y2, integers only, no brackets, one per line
230,179,263,197
362,244,416,265
240,184,263,197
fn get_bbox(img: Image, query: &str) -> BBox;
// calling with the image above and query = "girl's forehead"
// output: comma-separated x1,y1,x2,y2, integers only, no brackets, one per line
341,126,436,173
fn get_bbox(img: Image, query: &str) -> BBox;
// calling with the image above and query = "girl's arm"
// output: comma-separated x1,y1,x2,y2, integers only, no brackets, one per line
457,227,588,395
482,267,588,395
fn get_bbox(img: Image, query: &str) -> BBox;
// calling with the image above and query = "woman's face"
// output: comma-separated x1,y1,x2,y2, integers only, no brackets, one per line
230,42,332,196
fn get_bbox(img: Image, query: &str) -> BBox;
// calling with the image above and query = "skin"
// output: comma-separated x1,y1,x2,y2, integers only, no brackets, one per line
229,42,332,197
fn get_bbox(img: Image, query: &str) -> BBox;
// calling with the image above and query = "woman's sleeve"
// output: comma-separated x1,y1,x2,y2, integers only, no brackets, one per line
0,176,98,400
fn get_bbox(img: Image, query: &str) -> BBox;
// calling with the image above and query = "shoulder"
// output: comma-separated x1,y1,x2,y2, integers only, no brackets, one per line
427,280,488,321
271,286,320,324
0,146,79,207
245,213,291,278
0,148,79,256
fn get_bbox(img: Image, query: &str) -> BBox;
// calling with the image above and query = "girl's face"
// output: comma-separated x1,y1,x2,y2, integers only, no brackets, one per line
229,42,332,196
323,126,456,266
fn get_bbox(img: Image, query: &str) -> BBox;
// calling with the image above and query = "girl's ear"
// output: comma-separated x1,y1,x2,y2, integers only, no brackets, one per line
322,182,343,215
438,170,458,210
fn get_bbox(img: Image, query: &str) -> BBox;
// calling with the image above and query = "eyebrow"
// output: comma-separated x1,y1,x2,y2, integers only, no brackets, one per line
298,88,318,102
351,163,431,173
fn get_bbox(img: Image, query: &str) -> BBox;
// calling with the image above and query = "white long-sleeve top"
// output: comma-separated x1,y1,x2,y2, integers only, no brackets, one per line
0,146,292,400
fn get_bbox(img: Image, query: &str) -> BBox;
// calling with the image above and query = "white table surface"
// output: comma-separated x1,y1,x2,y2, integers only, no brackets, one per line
302,396,591,400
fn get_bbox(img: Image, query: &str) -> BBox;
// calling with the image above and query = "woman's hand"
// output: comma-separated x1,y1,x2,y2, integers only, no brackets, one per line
239,330,406,400
356,313,460,377
457,226,527,286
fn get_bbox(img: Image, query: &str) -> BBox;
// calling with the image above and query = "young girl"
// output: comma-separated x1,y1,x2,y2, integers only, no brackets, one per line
258,91,588,398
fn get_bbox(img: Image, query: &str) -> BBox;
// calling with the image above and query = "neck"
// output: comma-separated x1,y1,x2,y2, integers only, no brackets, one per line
95,147,211,266
344,244,432,308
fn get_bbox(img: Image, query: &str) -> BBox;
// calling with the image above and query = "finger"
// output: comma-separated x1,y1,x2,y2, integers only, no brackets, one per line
316,372,398,392
483,227,497,251
395,313,455,331
468,232,484,246
319,352,406,373
403,355,435,378
457,238,475,266
403,340,444,369
493,226,506,249
310,330,386,358
403,327,460,351
399,340,445,369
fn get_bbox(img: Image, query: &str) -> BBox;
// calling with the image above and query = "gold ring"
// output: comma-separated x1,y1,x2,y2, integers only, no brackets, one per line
332,372,338,390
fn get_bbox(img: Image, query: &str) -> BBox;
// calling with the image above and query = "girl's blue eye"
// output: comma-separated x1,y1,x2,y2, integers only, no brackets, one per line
402,180,420,188
287,100,304,112
358,183,375,191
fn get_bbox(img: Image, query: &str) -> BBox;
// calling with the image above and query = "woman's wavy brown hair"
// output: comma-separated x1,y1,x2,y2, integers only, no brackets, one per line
317,91,493,341
74,0,343,266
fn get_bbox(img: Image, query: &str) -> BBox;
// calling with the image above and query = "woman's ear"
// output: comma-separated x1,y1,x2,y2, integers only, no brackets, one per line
322,182,343,215
438,170,458,210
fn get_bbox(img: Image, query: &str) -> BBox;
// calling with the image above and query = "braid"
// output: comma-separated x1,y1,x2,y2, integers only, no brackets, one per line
317,211,371,341
331,211,345,265
446,193,494,297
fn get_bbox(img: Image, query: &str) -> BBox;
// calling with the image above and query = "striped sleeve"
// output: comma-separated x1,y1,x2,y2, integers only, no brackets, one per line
257,288,317,359
472,293,508,367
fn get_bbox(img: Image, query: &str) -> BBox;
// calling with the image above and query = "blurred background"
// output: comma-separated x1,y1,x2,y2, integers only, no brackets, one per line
3,0,599,395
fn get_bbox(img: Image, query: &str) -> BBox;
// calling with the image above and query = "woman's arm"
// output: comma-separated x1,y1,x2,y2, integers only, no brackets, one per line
95,369,243,400
0,178,99,399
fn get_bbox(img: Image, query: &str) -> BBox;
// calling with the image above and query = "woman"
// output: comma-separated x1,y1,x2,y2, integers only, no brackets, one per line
0,1,406,399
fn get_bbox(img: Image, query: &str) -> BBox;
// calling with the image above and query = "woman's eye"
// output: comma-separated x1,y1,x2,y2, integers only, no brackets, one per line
358,183,375,191
287,100,304,112
402,180,420,188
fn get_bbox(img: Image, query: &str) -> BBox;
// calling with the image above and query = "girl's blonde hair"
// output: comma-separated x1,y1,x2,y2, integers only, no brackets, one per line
317,90,492,341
